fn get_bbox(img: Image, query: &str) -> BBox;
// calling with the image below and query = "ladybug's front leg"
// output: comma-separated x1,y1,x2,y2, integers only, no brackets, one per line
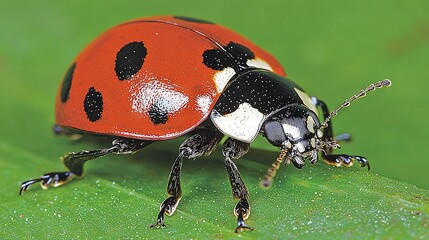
222,138,253,233
313,97,370,170
150,129,223,229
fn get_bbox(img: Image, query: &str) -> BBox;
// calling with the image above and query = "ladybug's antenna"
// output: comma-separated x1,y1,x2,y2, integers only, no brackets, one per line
321,79,392,128
260,148,288,188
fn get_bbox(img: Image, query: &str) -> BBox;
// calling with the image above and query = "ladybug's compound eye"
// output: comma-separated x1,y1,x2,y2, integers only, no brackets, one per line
263,121,286,147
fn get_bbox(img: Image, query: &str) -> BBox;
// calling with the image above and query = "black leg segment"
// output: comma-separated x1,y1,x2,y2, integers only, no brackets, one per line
222,138,253,233
149,150,185,229
150,129,223,229
19,138,150,195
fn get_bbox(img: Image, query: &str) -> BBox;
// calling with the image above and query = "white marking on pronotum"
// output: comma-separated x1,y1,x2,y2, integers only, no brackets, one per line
295,142,306,153
317,129,323,138
130,77,188,114
306,115,315,133
282,123,302,140
196,94,213,114
211,102,266,143
213,67,236,93
246,58,273,71
295,88,318,115
310,138,316,148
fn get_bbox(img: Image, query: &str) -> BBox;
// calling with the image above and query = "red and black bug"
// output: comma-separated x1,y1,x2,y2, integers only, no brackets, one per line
19,16,391,232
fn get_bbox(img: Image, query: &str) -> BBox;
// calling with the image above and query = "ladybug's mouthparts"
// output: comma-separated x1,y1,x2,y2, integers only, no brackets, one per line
261,134,348,188
260,143,319,188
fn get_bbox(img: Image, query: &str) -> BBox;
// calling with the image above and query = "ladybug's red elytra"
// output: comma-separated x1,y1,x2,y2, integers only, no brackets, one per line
20,16,391,232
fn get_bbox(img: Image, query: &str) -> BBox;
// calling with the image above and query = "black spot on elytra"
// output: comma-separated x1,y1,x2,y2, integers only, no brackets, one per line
148,103,168,125
115,41,147,80
84,87,103,122
202,49,234,70
173,16,214,24
60,63,76,103
202,42,255,71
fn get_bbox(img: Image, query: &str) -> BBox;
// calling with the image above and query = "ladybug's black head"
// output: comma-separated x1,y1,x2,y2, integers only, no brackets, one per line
260,79,392,188
263,104,322,168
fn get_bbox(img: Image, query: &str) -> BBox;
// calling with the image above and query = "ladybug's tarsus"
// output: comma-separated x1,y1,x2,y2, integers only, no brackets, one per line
19,172,74,195
322,154,370,170
234,198,254,233
149,197,174,229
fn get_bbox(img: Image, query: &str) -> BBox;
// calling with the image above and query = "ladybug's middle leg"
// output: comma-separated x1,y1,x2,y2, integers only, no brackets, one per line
313,97,370,170
222,138,253,233
19,138,150,195
150,129,223,229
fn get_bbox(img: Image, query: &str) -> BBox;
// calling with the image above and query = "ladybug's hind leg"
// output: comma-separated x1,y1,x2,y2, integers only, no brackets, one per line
222,138,253,233
19,138,150,195
313,98,370,170
150,129,223,229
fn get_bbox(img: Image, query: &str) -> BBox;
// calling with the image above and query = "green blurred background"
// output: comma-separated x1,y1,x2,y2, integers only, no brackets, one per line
1,0,428,188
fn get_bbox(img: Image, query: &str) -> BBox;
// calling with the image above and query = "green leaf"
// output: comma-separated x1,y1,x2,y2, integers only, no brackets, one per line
1,138,427,239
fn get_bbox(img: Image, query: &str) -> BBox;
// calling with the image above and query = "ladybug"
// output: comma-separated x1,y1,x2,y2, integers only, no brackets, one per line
19,16,391,232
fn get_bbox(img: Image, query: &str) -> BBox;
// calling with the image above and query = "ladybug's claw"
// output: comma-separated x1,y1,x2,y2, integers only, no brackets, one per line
19,172,74,195
233,198,253,233
19,179,38,195
149,218,166,229
355,156,370,170
149,196,180,229
234,208,254,233
234,222,254,233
